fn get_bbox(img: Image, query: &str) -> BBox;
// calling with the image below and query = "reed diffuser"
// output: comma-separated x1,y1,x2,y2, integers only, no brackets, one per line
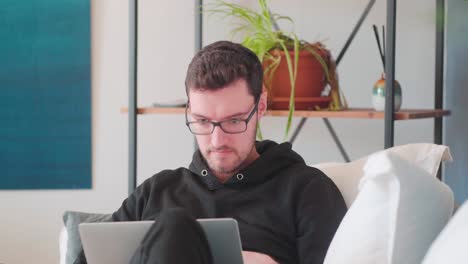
371,25,402,111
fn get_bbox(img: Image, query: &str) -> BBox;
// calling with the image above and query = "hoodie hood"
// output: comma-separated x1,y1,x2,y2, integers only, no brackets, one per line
189,140,305,190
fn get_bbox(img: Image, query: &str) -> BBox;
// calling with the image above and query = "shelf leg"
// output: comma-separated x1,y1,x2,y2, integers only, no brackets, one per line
128,0,138,195
193,0,203,151
336,0,376,64
435,0,445,180
288,0,376,162
384,0,397,149
289,118,350,162
323,119,351,162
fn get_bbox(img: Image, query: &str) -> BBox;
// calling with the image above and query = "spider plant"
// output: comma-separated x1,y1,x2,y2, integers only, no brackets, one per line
205,0,346,140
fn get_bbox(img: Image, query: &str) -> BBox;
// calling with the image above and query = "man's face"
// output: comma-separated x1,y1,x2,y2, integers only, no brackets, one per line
187,79,266,177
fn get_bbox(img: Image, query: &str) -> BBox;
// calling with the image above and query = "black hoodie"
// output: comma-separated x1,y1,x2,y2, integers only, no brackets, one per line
111,140,346,264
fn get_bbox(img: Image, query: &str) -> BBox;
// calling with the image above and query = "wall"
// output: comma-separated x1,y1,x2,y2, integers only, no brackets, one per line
0,1,129,263
444,0,468,203
1,0,465,263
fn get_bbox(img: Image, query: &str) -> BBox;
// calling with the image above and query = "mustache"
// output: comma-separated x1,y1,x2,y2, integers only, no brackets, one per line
208,146,234,152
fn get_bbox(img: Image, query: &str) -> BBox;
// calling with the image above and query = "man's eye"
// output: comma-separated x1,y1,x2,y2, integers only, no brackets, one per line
229,119,242,124
197,119,209,123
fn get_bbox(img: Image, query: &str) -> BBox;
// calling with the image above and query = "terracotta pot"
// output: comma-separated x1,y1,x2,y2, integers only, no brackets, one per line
264,49,330,110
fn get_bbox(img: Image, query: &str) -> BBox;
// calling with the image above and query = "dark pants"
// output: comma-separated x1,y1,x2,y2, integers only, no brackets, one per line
129,208,213,264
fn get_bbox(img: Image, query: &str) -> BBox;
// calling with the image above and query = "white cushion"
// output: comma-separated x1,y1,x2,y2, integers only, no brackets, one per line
59,227,68,264
314,143,453,208
323,151,454,264
422,200,468,264
313,159,365,208
60,211,112,264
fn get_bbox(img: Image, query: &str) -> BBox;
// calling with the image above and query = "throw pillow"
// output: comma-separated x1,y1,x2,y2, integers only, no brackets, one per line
323,151,454,264
62,211,112,264
422,200,468,264
313,143,452,208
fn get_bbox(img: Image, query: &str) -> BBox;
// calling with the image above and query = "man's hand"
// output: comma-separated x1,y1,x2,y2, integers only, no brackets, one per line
241,251,278,264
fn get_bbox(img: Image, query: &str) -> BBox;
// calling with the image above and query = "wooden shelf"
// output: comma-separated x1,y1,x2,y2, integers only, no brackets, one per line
121,107,450,120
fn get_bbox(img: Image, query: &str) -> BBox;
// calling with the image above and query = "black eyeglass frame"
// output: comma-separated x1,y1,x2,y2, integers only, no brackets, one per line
185,100,259,135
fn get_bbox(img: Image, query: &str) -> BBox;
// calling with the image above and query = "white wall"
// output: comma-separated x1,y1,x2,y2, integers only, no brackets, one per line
0,1,129,263
444,0,468,203
0,0,449,263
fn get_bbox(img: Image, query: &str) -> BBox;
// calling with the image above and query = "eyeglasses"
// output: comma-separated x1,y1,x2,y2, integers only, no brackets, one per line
185,101,259,135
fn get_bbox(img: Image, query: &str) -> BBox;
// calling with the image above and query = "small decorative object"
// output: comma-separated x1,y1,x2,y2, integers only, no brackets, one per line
371,25,402,112
372,74,402,111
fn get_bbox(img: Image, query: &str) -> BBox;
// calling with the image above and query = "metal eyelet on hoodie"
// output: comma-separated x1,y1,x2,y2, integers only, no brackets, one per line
201,169,208,176
236,173,244,181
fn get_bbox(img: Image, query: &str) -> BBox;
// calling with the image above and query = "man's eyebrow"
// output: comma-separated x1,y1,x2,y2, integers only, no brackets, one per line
190,111,249,120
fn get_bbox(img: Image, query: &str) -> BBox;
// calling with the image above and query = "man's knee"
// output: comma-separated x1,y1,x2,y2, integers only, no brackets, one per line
157,207,195,230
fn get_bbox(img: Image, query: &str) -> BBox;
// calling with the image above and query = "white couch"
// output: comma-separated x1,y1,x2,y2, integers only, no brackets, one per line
60,143,466,264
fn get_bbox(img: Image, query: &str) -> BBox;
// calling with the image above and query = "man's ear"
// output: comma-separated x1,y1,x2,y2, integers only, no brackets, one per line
257,88,268,118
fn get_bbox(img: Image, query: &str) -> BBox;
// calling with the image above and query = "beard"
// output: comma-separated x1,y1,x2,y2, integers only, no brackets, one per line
203,146,243,175
201,127,258,177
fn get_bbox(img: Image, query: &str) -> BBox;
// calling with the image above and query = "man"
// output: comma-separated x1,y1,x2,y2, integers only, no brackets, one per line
77,41,346,264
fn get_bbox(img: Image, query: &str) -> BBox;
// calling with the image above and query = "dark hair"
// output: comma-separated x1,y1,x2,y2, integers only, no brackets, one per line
185,41,263,102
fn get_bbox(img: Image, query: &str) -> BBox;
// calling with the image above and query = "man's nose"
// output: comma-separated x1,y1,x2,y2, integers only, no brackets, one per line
211,125,228,147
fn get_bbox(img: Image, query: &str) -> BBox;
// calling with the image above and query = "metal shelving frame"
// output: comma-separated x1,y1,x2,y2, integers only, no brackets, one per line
127,0,446,194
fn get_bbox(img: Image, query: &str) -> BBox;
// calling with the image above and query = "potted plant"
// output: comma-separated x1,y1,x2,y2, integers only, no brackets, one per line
206,0,347,139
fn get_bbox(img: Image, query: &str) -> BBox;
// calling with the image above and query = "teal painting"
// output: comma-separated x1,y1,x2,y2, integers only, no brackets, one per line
0,0,91,189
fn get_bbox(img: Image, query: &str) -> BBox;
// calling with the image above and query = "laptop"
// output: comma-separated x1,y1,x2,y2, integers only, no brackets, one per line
79,218,244,264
